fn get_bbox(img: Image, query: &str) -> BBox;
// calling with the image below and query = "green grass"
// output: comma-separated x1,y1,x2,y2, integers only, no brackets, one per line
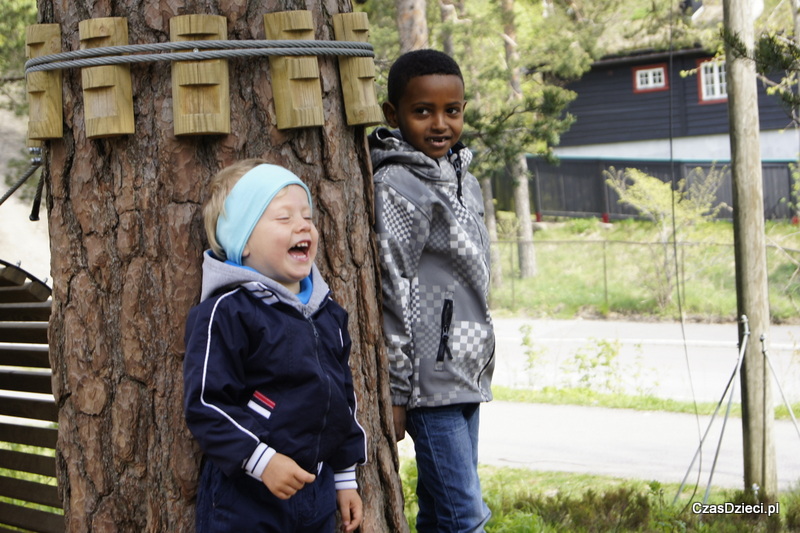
489,217,800,323
400,458,800,532
493,385,800,422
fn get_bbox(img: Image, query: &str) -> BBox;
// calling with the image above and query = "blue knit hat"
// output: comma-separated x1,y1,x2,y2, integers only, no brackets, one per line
216,164,312,265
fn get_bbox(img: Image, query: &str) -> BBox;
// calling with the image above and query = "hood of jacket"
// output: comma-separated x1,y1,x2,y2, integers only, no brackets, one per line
199,251,331,317
368,127,473,183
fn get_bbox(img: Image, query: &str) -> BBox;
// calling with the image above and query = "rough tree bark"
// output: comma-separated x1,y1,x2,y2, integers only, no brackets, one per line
39,1,406,531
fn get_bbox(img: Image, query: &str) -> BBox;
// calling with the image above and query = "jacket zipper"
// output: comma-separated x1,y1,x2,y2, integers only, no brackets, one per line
435,299,454,371
308,317,331,471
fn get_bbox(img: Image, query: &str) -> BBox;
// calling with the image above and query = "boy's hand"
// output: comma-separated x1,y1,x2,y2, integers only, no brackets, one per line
392,405,407,442
337,488,363,532
261,453,316,500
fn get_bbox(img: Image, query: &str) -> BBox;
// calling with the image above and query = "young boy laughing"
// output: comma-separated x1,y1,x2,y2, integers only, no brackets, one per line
183,160,366,532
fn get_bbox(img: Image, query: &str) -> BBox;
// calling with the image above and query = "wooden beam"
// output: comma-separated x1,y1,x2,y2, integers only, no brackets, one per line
723,0,777,500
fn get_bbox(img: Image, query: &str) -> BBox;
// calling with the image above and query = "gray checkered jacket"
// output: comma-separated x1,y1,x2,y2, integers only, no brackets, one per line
370,128,495,409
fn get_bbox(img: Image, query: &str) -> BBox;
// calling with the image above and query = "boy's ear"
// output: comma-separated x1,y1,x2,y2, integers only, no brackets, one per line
382,102,399,128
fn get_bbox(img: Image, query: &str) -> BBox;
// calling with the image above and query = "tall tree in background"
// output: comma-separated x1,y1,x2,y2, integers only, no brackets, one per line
38,0,405,530
500,0,536,277
456,0,578,280
438,0,463,56
395,0,428,52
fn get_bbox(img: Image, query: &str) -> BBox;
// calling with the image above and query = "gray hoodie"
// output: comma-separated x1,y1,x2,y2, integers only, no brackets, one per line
199,250,330,315
370,128,495,409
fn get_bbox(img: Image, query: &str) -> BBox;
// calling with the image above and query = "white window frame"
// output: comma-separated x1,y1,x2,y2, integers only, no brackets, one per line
634,66,667,92
699,59,727,102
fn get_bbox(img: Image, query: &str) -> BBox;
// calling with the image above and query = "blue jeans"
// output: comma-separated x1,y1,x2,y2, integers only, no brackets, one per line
406,403,491,533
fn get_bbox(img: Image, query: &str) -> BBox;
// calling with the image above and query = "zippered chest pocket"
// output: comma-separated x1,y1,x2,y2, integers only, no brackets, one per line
435,299,454,371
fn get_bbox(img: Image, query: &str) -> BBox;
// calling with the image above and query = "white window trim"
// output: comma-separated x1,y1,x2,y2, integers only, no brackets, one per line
700,59,727,102
635,66,667,91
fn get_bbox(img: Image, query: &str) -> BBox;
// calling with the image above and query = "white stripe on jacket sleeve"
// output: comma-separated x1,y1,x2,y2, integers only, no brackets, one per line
334,465,358,490
243,442,276,480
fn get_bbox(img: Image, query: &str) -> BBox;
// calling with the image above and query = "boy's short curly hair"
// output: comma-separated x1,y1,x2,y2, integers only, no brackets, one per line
386,49,464,107
203,158,268,260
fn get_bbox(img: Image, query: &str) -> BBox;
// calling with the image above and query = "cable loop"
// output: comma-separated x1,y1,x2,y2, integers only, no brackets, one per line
25,39,374,74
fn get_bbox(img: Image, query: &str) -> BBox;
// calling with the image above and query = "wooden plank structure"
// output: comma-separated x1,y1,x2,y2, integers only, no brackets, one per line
26,12,383,140
170,14,231,136
0,259,62,533
264,11,325,129
78,17,135,139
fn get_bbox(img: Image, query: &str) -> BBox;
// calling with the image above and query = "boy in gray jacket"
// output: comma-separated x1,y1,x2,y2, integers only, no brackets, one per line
369,49,495,533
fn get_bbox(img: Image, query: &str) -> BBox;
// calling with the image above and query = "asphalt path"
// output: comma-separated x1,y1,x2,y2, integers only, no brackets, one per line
476,318,800,491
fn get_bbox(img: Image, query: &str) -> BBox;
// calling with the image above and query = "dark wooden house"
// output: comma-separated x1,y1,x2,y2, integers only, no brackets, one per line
517,47,799,220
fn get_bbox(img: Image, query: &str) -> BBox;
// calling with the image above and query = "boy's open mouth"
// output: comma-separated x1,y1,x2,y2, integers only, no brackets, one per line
289,240,311,259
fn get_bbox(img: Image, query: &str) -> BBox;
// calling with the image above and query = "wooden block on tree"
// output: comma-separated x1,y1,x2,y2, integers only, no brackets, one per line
332,13,382,126
170,14,230,136
78,17,135,139
25,24,63,140
264,11,324,130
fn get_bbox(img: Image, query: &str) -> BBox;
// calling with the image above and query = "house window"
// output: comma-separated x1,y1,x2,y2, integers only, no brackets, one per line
633,64,668,93
699,59,727,102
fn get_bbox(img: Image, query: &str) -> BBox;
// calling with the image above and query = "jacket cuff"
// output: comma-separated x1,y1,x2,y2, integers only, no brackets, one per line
391,394,409,407
334,465,358,491
243,442,275,481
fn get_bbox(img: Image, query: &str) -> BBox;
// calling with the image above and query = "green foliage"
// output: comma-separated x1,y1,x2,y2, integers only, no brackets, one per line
784,482,800,530
605,166,730,236
520,330,657,397
565,216,602,235
603,166,730,309
723,0,800,126
464,85,576,174
0,0,37,114
781,163,800,219
519,323,549,388
560,337,624,394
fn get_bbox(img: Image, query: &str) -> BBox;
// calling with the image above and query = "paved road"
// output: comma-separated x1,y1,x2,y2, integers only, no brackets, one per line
492,317,800,404
481,318,800,490
479,400,800,491
401,317,800,492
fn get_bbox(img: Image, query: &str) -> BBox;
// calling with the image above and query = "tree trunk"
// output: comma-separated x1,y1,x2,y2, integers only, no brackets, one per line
480,177,503,289
500,0,536,277
439,0,456,57
511,155,537,277
395,0,429,52
40,1,406,531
